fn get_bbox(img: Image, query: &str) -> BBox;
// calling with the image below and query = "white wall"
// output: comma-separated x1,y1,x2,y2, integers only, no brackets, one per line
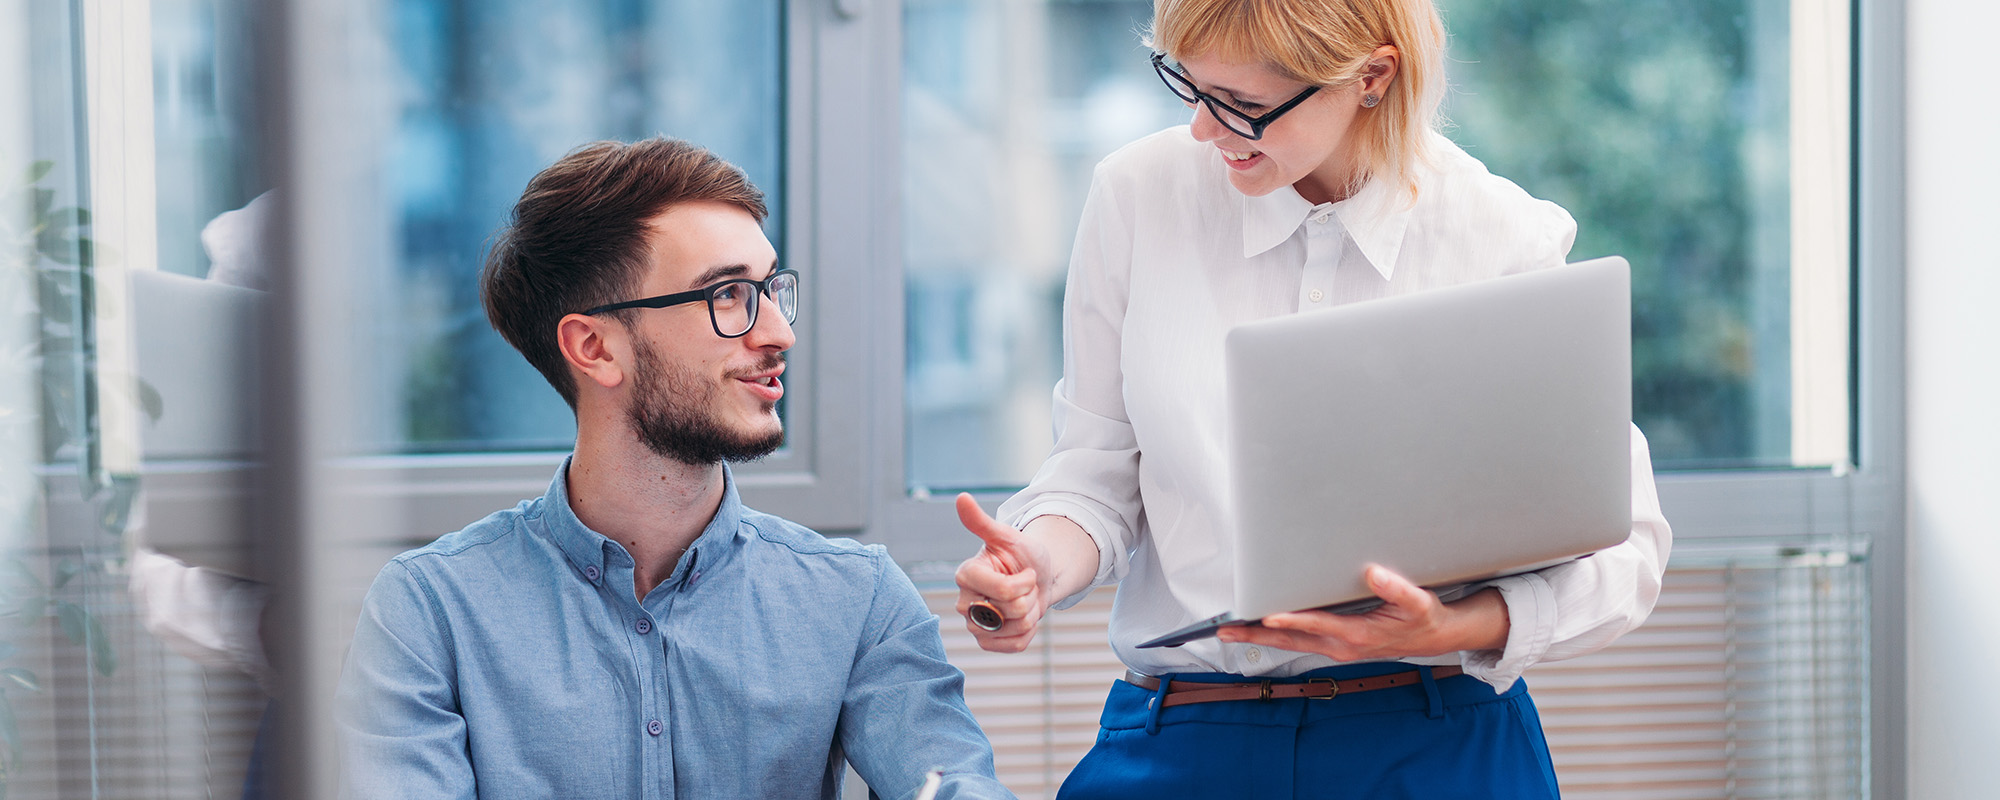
1904,0,2000,796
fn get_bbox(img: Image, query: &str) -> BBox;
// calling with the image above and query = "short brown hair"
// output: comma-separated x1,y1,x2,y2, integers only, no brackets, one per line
481,138,767,409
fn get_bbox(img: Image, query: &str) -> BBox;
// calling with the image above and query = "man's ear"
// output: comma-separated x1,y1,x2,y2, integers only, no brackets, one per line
557,313,628,391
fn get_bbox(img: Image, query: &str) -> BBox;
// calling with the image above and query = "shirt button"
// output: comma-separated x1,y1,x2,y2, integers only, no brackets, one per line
1307,289,1325,303
583,565,600,582
635,618,652,635
647,719,663,736
1312,211,1332,224
1246,647,1262,663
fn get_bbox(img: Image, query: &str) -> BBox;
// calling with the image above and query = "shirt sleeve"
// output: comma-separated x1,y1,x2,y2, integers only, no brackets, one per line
335,560,476,800
838,556,1016,800
1458,423,1674,689
994,161,1146,609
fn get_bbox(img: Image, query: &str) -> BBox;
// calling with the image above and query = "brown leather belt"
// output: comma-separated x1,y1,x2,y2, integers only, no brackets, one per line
1124,666,1465,708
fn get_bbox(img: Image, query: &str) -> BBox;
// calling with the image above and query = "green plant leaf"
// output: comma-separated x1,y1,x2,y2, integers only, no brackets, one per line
33,272,72,324
34,228,78,265
46,207,88,230
52,559,83,590
53,601,85,645
0,689,20,768
85,613,115,677
135,380,163,422
0,560,42,596
0,669,37,693
24,160,53,185
99,476,140,538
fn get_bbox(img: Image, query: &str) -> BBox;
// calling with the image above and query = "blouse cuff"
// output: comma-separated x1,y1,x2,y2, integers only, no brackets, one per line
1459,572,1557,691
1004,498,1120,610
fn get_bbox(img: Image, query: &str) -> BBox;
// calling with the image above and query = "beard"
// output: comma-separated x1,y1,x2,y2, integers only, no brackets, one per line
626,336,785,467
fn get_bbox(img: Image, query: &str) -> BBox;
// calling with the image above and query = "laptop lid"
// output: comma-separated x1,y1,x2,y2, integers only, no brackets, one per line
1224,256,1633,621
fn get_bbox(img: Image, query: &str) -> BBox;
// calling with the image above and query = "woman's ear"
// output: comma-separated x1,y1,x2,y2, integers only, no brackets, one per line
558,313,628,391
1362,44,1400,98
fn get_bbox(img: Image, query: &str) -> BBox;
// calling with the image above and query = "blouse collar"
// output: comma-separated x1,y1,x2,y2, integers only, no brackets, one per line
1237,170,1412,282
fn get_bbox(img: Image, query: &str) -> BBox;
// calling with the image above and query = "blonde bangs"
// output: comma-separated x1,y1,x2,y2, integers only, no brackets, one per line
1149,0,1447,201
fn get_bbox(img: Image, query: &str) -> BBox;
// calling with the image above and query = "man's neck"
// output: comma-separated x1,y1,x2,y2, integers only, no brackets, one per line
567,428,725,601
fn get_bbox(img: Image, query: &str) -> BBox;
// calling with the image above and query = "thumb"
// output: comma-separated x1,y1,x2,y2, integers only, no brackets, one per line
956,493,1025,574
1365,565,1425,607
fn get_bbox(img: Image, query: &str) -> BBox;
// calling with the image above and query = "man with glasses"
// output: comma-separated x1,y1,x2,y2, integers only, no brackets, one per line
336,138,1011,799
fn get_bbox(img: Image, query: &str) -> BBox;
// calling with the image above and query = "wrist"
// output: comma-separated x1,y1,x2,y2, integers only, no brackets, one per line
1443,587,1511,653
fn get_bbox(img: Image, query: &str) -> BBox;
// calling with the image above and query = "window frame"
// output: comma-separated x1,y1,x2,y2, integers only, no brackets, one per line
243,0,1904,795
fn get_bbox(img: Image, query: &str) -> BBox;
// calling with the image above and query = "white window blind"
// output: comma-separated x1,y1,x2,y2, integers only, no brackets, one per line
918,542,1870,800
6,559,265,799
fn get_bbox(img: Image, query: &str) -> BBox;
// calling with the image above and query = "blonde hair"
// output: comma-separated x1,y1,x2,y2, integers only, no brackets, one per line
1148,0,1446,199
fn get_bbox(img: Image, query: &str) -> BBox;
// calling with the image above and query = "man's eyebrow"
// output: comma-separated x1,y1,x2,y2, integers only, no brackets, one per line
688,264,752,289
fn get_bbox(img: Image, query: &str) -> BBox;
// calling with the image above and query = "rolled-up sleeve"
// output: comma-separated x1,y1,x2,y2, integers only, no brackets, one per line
1461,423,1674,689
839,557,1014,800
996,163,1147,609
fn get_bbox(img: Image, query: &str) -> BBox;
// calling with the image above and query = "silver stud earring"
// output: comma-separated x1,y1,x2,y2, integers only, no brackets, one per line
1362,94,1381,108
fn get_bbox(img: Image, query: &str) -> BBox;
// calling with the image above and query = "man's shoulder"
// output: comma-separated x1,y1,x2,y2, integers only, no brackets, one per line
386,497,541,573
737,506,887,563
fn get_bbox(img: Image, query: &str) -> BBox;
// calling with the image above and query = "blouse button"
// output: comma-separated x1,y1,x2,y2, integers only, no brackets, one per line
1246,647,1263,663
1307,288,1325,303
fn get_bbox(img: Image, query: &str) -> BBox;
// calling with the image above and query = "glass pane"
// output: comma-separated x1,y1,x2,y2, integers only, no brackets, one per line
902,0,1184,491
1438,0,1846,470
5,0,268,795
372,0,785,453
903,0,1850,492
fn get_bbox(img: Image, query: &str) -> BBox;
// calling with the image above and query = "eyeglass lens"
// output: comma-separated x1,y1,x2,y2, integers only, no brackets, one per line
710,271,799,337
1153,57,1261,140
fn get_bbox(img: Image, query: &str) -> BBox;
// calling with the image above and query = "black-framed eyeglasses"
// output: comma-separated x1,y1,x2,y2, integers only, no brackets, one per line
1151,52,1320,141
582,268,800,339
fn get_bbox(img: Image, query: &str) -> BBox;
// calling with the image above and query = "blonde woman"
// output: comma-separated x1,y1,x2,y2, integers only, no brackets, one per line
951,0,1672,796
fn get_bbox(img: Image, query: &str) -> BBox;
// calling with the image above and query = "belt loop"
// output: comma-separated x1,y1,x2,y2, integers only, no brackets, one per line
1418,665,1444,719
1145,673,1174,735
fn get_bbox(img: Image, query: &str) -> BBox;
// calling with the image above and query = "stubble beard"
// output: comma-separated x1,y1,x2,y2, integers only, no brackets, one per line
626,336,785,467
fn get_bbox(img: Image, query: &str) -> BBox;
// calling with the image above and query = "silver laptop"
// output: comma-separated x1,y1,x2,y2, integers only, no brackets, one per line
1138,257,1633,649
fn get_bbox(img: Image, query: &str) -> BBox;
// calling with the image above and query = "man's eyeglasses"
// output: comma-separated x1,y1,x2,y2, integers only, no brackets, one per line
582,268,800,339
1151,52,1320,141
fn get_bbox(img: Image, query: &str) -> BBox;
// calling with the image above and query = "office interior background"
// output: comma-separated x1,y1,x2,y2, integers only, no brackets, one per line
0,0,1992,797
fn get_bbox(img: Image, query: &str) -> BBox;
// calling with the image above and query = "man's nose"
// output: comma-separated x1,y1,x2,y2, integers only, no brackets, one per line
745,299,796,350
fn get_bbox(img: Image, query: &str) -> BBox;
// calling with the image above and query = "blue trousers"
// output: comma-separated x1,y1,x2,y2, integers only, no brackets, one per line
1057,662,1561,799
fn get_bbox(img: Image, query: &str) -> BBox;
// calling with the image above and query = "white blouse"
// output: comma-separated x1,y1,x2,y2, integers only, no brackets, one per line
996,126,1673,690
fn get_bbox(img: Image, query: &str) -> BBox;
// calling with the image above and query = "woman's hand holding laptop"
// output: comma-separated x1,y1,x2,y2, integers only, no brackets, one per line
1216,565,1512,661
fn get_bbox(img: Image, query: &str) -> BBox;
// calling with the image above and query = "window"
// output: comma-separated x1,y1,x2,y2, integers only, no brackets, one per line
888,0,1880,797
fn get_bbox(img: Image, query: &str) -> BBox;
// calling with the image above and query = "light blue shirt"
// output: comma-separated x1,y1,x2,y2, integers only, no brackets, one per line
337,461,1010,799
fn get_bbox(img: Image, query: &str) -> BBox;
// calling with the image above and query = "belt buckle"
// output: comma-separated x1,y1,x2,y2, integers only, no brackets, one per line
1258,680,1273,701
1306,677,1339,700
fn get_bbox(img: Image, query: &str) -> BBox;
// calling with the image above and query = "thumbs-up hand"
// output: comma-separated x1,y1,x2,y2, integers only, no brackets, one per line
952,493,1054,652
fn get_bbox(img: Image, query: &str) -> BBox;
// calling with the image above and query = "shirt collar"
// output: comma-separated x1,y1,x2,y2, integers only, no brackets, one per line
540,457,745,586
1237,174,1412,282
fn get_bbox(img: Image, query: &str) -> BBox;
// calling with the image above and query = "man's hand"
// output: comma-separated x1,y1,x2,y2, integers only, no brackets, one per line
951,494,1055,653
1216,565,1510,661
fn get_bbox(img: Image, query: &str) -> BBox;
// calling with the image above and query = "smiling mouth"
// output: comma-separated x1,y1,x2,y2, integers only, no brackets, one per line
1222,149,1261,161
